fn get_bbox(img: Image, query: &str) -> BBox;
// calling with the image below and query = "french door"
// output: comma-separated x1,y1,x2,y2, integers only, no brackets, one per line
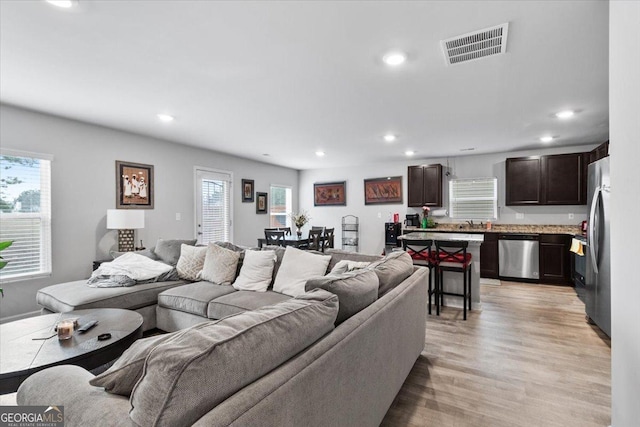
195,168,232,244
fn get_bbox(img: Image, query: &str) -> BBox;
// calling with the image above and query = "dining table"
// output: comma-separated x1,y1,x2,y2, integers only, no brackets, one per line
257,235,314,249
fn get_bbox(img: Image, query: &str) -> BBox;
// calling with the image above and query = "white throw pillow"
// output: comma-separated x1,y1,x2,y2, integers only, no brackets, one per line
201,244,241,285
176,244,208,281
273,247,331,297
232,250,276,292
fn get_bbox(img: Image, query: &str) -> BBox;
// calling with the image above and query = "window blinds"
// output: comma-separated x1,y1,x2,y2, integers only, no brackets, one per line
0,151,52,281
449,177,498,220
196,170,231,244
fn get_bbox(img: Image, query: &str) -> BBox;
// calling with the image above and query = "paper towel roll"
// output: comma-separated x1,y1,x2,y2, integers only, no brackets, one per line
431,209,448,217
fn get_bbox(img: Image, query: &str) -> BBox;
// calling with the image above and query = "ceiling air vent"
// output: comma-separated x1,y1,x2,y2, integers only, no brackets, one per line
441,23,509,66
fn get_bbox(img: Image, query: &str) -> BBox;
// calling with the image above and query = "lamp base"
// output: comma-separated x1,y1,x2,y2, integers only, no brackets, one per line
118,229,135,252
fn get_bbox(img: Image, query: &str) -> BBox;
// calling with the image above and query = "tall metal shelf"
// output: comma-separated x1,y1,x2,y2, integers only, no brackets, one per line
341,215,359,252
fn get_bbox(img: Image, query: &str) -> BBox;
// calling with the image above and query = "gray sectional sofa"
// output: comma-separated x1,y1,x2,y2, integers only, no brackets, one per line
22,244,430,426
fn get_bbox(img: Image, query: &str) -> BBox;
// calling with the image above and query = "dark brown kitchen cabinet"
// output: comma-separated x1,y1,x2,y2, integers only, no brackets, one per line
407,164,442,207
506,152,586,206
589,140,609,164
480,233,499,279
539,234,572,285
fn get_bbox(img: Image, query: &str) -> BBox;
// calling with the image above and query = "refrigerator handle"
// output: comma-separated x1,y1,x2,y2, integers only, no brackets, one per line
588,186,601,274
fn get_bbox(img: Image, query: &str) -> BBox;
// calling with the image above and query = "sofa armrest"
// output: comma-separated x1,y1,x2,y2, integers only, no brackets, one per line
17,365,135,427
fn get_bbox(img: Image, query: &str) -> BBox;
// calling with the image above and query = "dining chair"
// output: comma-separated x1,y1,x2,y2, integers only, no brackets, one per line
311,226,325,231
307,229,323,251
434,240,472,320
264,230,286,247
322,228,335,251
402,239,436,315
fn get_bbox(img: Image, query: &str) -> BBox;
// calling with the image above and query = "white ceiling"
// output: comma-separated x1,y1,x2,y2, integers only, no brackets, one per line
0,1,609,170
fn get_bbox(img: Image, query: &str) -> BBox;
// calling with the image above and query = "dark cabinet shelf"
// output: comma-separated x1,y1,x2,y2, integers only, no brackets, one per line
539,234,572,285
480,233,499,279
407,164,443,207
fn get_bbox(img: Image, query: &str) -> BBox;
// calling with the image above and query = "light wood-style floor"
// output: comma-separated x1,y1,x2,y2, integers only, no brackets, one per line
382,282,611,427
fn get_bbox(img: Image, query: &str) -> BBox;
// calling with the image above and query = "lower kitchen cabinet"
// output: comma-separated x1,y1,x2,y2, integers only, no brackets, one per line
480,233,499,279
539,234,572,285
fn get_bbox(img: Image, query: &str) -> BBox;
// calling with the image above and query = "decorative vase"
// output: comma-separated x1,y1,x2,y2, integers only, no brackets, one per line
296,227,302,238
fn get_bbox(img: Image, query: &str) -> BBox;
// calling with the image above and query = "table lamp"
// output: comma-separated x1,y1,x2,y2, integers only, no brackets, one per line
107,209,145,252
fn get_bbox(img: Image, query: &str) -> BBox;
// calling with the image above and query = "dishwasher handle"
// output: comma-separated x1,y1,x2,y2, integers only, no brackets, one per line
498,234,540,240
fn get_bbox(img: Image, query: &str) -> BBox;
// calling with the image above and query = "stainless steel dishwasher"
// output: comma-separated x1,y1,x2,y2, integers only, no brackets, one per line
498,234,540,280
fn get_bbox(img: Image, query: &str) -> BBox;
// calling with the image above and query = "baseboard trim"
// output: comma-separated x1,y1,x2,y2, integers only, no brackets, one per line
0,310,40,324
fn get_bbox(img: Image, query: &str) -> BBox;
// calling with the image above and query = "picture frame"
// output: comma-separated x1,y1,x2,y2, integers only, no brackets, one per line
364,176,403,205
256,192,268,214
314,181,346,206
116,160,154,209
242,179,255,203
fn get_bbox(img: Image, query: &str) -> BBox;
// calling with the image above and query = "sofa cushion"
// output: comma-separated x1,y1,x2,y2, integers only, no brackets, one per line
157,282,236,317
232,250,276,292
368,250,414,296
129,289,338,427
305,268,379,324
154,238,197,266
201,244,241,285
207,290,291,319
261,245,286,287
176,244,208,281
273,247,331,297
330,260,372,275
37,279,187,313
110,248,158,260
90,332,180,396
325,248,383,273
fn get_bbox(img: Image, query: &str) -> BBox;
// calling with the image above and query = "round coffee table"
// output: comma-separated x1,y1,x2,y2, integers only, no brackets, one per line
0,308,143,394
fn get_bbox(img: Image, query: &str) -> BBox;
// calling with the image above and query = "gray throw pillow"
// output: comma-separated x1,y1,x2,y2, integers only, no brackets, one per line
129,289,338,427
110,248,158,260
325,248,383,273
154,238,197,266
305,268,378,324
262,245,286,287
367,250,414,297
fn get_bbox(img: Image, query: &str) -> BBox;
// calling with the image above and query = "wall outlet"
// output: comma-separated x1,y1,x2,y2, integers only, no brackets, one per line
516,212,525,220
175,213,181,221
568,213,574,219
377,212,382,219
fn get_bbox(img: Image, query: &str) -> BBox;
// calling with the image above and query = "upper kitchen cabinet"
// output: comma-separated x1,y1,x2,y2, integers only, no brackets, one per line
589,140,609,164
407,164,443,207
506,152,586,206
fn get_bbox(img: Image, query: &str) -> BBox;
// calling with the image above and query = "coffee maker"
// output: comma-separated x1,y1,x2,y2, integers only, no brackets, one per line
405,214,420,227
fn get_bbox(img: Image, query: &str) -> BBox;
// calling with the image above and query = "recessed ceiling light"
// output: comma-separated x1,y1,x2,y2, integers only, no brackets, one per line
46,0,77,8
555,110,574,119
383,52,407,66
156,114,175,123
383,134,397,143
405,150,415,156
540,136,554,143
315,151,325,157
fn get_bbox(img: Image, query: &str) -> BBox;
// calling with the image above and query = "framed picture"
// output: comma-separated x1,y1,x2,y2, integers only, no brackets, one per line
256,192,268,214
314,181,346,206
242,179,255,202
116,160,154,209
364,176,403,205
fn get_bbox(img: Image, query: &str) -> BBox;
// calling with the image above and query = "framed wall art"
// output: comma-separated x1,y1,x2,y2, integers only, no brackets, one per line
314,181,346,206
116,160,154,209
242,179,255,203
256,192,268,214
364,176,402,205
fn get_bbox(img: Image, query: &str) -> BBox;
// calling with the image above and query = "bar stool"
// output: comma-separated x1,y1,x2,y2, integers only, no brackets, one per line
434,240,472,320
402,239,436,314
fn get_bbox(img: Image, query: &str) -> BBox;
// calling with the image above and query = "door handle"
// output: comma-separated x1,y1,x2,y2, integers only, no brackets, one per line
588,186,601,274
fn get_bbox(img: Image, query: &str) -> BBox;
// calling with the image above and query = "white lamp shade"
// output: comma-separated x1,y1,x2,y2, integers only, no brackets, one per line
107,209,145,229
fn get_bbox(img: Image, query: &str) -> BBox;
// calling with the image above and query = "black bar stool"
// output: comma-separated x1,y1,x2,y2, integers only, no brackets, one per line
402,239,436,314
434,240,472,320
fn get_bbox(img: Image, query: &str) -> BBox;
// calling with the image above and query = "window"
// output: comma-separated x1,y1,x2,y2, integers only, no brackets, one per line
195,168,232,244
0,150,52,282
449,178,498,220
269,185,292,228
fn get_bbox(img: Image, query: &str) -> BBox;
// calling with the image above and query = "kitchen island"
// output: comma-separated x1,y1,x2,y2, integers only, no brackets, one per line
400,232,484,311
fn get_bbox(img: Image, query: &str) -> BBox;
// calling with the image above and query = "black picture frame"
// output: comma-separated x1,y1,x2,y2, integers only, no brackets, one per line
242,179,255,203
314,181,346,206
256,192,268,214
364,176,403,205
116,160,154,209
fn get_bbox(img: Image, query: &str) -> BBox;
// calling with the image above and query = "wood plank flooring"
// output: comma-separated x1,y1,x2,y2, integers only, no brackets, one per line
382,282,611,427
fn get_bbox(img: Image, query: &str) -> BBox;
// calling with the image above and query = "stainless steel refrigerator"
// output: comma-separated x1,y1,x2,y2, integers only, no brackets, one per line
585,156,611,337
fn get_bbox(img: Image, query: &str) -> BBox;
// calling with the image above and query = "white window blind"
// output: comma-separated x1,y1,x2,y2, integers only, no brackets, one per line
449,177,498,220
0,150,52,282
196,169,232,244
269,185,292,228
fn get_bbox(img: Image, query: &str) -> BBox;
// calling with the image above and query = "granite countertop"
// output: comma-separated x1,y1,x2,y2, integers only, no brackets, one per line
403,223,582,235
401,231,484,243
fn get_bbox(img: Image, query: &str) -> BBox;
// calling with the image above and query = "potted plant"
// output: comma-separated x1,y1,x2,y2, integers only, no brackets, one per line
0,241,13,297
289,211,311,237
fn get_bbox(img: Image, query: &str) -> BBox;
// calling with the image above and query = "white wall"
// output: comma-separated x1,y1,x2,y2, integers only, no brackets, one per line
0,104,298,320
610,2,640,426
300,144,597,254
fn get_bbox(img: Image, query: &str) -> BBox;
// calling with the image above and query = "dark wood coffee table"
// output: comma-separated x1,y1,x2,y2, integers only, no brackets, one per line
0,308,143,394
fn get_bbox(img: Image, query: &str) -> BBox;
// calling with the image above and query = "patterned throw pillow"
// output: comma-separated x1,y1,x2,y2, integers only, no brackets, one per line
201,243,241,285
176,244,207,281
